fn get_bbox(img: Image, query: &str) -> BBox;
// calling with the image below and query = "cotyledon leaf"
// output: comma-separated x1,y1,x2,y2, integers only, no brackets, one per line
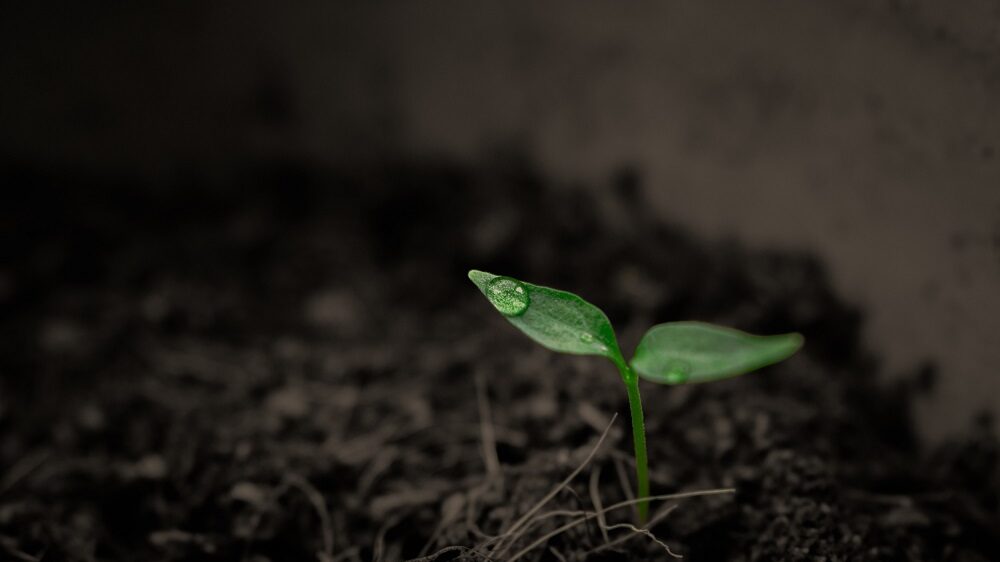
468,270,622,360
630,321,803,384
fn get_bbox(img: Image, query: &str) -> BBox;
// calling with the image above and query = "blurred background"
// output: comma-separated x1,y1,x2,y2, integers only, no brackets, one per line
2,0,999,441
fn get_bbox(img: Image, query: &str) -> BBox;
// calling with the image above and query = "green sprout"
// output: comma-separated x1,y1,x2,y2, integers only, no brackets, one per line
468,270,803,522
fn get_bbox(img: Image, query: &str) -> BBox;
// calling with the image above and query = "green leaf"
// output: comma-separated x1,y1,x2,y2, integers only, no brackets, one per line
468,270,622,360
630,321,803,384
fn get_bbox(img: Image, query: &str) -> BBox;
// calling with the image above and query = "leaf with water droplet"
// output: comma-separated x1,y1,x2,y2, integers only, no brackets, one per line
468,270,621,359
630,321,803,385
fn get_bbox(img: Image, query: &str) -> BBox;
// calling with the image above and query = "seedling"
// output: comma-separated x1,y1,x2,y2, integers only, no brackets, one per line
468,270,803,522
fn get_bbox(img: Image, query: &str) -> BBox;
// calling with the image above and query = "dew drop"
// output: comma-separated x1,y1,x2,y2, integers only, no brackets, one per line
579,333,594,343
664,366,689,384
486,277,529,316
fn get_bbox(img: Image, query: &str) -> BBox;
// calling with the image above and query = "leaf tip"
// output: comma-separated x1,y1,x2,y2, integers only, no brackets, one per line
469,269,496,288
765,331,805,365
467,269,497,292
784,332,806,353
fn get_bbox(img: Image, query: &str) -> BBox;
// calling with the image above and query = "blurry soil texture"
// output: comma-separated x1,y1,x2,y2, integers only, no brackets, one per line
1,158,998,561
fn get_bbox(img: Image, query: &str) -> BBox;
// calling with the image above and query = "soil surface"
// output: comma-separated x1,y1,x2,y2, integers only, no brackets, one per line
1,159,998,561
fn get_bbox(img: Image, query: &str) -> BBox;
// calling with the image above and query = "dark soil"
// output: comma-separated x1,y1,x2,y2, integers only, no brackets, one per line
1,158,998,561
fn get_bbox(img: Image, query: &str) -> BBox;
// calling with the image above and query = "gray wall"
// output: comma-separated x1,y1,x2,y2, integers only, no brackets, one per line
4,0,999,439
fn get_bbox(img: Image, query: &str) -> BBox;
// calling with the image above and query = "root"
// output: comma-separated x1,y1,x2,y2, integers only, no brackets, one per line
505,490,732,561
488,414,617,557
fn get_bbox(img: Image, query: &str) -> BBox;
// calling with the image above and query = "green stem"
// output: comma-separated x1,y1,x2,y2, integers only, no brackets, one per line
613,356,650,523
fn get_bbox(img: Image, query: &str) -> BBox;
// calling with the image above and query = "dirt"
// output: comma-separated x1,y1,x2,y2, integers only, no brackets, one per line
1,157,998,561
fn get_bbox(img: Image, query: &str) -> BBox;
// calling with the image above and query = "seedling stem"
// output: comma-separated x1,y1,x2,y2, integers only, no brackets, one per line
614,356,651,522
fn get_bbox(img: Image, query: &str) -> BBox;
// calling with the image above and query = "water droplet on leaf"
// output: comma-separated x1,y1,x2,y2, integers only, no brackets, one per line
486,277,529,316
579,333,594,343
664,366,688,384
